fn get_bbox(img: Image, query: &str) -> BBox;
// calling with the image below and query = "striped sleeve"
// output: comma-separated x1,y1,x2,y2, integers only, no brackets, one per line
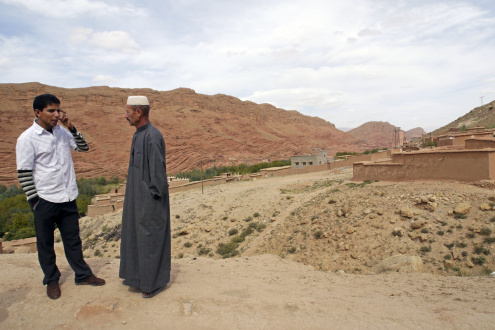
17,169,39,209
69,126,89,152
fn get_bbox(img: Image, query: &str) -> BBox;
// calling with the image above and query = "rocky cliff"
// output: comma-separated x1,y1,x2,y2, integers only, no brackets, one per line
347,121,426,147
0,83,369,185
431,99,495,135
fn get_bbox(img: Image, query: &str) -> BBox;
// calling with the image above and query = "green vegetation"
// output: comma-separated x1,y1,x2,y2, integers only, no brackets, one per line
480,228,492,236
217,222,266,258
422,140,437,148
314,230,324,239
473,245,490,255
484,237,495,244
0,177,122,241
471,256,486,266
174,160,291,182
198,247,211,255
335,148,386,157
0,185,24,201
420,246,432,253
217,242,238,258
345,181,373,189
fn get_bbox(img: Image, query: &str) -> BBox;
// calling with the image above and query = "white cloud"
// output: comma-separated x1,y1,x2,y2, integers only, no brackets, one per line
68,27,93,44
358,28,381,37
89,31,139,54
245,88,345,112
0,0,494,132
0,0,146,18
68,28,139,54
92,74,117,84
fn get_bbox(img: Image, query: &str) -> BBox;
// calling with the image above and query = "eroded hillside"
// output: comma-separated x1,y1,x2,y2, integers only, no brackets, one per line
78,169,495,276
0,83,369,185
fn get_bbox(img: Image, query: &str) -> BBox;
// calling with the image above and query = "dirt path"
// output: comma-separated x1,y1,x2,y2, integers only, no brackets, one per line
1,253,495,329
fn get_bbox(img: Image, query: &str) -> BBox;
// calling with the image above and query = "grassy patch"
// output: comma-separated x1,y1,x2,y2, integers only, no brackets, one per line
480,228,492,236
420,246,432,253
314,230,324,239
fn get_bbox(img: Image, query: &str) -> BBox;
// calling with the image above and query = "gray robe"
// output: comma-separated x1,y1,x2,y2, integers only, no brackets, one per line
119,122,171,292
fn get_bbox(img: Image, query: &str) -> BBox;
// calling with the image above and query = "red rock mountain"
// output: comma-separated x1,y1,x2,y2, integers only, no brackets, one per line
404,127,426,140
347,121,426,147
0,83,370,185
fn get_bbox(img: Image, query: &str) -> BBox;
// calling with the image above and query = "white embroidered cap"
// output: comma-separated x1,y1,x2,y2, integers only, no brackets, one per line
127,96,149,106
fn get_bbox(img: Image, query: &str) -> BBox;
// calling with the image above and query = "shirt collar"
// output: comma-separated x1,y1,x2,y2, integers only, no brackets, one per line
33,118,60,135
136,122,151,133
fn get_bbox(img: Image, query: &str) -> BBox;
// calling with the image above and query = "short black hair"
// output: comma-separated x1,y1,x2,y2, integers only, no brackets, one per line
33,94,60,112
131,104,150,117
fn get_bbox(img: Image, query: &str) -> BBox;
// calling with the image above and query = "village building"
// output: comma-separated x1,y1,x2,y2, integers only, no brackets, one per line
436,127,495,147
291,150,329,168
353,133,495,182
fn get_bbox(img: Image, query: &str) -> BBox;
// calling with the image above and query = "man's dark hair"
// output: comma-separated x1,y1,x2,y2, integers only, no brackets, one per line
33,94,60,112
131,104,150,117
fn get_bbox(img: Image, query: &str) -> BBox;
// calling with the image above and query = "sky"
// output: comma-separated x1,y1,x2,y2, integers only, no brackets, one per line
0,0,494,132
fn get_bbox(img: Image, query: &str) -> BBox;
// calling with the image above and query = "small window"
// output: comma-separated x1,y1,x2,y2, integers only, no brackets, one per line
295,162,299,165
302,162,306,165
309,162,313,165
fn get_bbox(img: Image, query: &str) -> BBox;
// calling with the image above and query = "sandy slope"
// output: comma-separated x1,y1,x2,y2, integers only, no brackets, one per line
4,169,495,328
1,253,495,329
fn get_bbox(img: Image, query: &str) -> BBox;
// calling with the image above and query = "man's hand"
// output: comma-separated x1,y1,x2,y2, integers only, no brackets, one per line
60,110,73,130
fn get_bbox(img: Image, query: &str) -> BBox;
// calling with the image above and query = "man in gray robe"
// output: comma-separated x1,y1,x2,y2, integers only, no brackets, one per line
120,95,171,298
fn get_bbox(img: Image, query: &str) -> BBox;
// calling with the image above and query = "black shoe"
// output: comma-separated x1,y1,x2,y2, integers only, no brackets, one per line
76,275,106,286
47,282,61,299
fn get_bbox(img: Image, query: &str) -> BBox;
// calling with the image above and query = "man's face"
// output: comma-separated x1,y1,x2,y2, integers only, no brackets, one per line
35,103,60,130
125,105,140,127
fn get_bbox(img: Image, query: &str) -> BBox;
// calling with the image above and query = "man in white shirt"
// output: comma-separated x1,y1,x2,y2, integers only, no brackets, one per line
16,94,105,300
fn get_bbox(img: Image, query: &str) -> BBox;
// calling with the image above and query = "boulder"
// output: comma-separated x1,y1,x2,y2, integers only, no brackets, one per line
410,220,426,229
14,246,33,254
371,255,424,274
400,208,414,218
480,203,492,211
454,203,471,215
408,232,420,240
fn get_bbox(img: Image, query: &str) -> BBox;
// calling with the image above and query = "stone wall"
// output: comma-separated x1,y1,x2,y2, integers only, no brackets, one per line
328,151,390,170
353,148,495,182
1,237,37,253
465,139,495,150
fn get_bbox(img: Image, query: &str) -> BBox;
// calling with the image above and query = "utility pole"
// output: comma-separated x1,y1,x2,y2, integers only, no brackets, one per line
201,160,204,194
481,96,484,106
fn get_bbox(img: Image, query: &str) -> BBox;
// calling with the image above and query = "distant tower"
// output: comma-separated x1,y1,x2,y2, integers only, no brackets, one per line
480,96,484,106
393,127,401,148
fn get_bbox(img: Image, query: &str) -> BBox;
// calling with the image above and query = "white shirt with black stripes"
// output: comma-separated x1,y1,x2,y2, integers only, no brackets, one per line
16,119,88,205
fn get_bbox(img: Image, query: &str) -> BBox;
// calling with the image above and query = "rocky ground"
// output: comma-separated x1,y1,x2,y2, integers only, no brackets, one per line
79,168,495,276
3,168,495,328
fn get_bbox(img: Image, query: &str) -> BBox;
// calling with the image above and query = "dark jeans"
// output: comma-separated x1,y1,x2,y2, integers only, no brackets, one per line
33,198,93,285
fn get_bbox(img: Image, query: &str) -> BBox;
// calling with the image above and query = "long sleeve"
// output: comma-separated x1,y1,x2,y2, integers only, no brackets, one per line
17,170,39,209
69,126,89,152
148,139,167,199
